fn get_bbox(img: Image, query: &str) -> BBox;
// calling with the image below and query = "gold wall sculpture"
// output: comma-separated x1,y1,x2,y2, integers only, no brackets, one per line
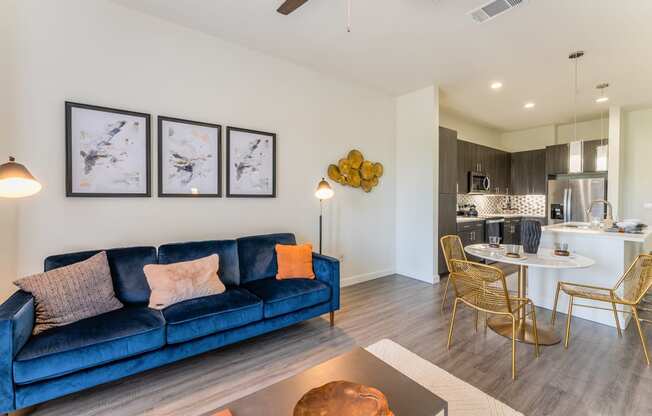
327,150,383,193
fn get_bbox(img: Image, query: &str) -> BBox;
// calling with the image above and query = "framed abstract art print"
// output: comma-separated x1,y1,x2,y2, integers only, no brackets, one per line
158,116,221,197
226,127,276,198
66,102,151,197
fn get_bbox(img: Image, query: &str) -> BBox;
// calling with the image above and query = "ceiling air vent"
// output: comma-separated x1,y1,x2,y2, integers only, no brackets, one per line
468,0,527,24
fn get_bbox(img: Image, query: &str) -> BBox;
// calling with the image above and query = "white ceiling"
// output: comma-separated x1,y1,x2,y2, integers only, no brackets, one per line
113,0,652,131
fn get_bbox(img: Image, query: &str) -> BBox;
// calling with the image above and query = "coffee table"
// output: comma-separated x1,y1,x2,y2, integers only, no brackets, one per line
208,347,447,416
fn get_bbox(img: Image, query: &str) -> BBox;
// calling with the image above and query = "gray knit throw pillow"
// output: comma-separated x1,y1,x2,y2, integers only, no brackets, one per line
14,251,123,335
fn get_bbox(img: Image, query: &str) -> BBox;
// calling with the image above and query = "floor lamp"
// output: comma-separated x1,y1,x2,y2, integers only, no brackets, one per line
314,178,334,255
0,156,42,198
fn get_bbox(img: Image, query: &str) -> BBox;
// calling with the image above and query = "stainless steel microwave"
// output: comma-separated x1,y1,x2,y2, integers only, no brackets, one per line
468,171,490,194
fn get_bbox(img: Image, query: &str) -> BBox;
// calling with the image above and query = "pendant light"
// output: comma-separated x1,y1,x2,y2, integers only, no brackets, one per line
346,0,352,32
568,51,584,174
0,156,42,198
596,83,609,171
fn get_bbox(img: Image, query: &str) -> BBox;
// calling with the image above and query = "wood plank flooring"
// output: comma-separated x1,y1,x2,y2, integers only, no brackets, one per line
29,274,652,416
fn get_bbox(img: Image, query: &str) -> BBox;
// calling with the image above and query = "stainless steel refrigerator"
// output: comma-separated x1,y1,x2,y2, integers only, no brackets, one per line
548,177,607,224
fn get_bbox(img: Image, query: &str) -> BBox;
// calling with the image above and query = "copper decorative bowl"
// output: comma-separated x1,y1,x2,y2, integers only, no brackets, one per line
294,381,395,416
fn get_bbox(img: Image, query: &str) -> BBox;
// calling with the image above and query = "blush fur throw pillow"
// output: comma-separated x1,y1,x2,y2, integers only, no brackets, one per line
14,251,123,335
144,254,225,310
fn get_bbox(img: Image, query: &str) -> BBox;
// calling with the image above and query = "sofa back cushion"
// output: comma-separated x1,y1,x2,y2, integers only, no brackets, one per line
44,246,157,305
158,240,240,286
237,233,296,284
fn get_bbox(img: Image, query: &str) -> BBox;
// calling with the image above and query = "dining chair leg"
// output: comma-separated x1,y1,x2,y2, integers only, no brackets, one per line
632,307,651,365
551,282,561,326
511,315,517,380
564,296,574,349
474,308,479,333
530,303,540,358
441,277,451,312
611,302,622,337
447,298,460,350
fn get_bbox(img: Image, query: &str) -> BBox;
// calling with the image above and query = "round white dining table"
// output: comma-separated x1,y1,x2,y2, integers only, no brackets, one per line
464,244,595,345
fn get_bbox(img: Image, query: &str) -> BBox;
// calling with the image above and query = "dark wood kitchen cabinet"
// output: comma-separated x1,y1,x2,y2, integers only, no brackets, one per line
546,143,569,175
457,220,485,262
439,127,458,194
456,140,511,194
510,149,546,195
493,150,511,194
438,127,459,274
583,139,609,173
438,194,458,273
457,140,474,193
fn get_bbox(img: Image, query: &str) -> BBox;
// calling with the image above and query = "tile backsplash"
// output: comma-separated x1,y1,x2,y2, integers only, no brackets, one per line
457,194,546,217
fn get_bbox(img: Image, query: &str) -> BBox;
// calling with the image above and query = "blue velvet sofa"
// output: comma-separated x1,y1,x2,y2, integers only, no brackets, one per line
0,233,340,413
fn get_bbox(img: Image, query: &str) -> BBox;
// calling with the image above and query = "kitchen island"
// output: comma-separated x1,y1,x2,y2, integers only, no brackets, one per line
527,223,652,328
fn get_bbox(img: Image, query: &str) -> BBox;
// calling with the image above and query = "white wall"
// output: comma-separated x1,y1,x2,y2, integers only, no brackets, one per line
556,118,608,143
5,0,397,298
439,109,503,150
500,117,608,152
622,107,652,225
0,1,18,299
395,86,438,284
500,125,555,152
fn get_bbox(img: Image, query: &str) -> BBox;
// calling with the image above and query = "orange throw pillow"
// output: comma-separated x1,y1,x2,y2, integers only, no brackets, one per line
276,244,315,280
144,254,225,309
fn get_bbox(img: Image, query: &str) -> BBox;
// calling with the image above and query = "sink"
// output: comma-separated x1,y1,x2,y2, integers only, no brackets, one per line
562,224,590,230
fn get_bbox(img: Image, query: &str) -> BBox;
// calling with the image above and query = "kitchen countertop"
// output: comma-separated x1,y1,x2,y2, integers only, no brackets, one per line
456,214,546,223
543,222,652,243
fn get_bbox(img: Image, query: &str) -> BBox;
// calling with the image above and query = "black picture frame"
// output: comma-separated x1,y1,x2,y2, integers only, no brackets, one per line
226,126,277,198
65,101,151,197
157,116,222,198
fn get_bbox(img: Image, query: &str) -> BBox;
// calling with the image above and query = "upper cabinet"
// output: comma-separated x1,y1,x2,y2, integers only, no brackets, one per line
583,139,609,173
439,127,458,194
545,140,609,175
456,140,510,194
545,143,570,175
510,149,546,195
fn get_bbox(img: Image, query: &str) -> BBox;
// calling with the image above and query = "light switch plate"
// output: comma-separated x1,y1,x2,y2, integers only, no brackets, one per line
644,203,652,209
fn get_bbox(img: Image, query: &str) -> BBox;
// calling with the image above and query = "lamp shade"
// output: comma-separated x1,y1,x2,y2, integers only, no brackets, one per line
315,178,334,200
0,157,42,198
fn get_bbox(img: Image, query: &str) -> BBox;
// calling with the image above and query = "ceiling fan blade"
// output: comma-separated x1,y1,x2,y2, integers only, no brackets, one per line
277,0,309,15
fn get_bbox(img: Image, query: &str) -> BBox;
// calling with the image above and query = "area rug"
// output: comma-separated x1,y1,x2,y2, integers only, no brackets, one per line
366,339,524,416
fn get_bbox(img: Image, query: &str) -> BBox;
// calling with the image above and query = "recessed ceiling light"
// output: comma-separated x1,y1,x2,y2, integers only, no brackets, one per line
524,102,535,109
596,96,609,103
490,81,503,90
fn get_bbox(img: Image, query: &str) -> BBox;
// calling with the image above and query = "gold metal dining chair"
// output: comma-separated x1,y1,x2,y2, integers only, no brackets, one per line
440,235,467,312
551,254,652,365
447,259,540,379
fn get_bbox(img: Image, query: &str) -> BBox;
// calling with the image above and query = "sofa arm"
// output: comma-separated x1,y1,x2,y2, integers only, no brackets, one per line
0,291,34,412
313,253,340,311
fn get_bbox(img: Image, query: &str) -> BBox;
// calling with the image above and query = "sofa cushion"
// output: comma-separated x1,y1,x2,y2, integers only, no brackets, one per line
163,288,263,344
44,246,157,305
237,233,296,284
13,306,165,385
15,251,123,336
144,254,225,310
158,240,240,286
242,278,330,318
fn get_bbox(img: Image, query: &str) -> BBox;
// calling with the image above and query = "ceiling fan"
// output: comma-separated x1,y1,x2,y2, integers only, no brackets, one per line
277,0,353,32
277,0,310,15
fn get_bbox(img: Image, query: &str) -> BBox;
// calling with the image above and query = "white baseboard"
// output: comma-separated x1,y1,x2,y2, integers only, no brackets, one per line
341,269,395,287
394,270,434,285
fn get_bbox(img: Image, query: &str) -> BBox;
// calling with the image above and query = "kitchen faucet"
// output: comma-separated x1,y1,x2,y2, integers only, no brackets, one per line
586,199,614,224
